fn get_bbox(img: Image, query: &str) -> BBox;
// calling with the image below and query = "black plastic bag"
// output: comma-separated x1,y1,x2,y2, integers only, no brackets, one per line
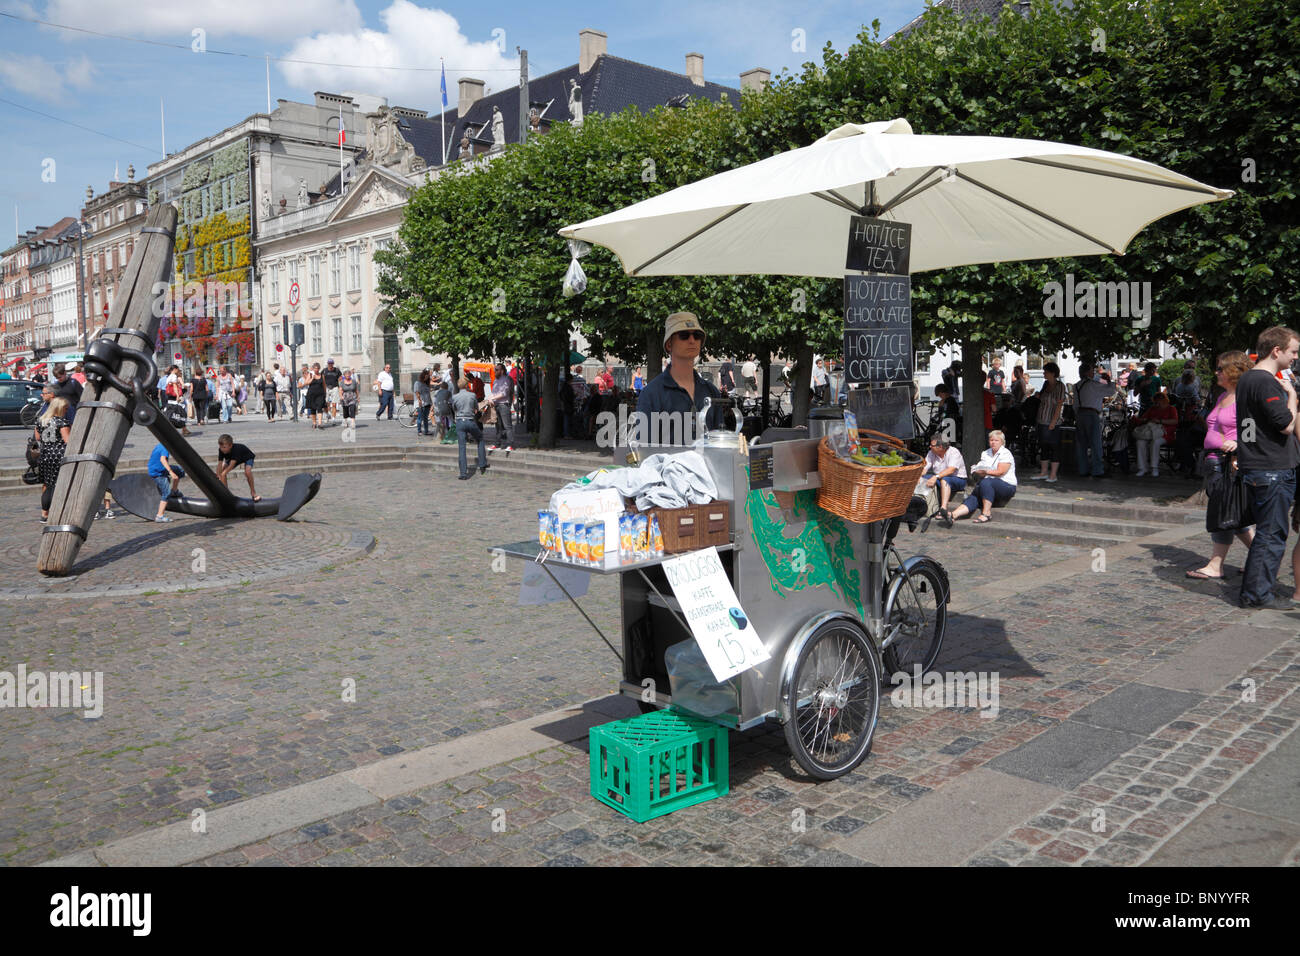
1206,454,1251,533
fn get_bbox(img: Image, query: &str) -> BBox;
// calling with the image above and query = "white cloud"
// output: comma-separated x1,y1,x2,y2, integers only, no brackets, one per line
42,0,363,39
278,1,518,109
0,52,95,102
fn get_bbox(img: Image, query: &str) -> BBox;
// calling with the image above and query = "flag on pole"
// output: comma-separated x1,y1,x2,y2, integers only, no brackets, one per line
440,63,448,107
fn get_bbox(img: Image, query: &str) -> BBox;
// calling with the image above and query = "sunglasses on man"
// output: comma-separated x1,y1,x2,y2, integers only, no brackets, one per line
674,330,704,341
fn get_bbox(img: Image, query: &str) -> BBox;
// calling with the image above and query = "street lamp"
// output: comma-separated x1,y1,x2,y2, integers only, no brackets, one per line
75,189,93,351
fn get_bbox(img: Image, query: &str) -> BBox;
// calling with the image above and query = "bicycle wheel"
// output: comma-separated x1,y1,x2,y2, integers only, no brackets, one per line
782,616,881,780
396,401,416,427
881,557,949,678
20,403,40,429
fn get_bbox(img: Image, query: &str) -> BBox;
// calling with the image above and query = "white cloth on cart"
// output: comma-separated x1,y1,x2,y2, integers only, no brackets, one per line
550,451,718,512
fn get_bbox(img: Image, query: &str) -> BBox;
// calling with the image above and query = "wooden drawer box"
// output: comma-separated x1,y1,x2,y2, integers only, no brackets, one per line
644,502,732,554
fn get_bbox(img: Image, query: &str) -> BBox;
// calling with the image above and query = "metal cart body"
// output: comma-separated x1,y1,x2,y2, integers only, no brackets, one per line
497,436,947,779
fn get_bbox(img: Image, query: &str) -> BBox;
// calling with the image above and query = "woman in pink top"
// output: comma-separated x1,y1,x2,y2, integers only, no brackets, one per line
1187,351,1254,580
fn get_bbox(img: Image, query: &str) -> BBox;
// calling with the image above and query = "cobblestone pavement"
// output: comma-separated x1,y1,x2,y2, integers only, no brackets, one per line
196,545,1299,867
6,445,1299,867
0,460,1098,866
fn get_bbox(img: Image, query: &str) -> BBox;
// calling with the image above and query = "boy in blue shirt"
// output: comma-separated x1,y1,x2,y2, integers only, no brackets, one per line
146,443,184,522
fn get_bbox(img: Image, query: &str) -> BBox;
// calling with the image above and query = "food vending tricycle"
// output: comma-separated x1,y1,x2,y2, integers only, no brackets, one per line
495,422,948,781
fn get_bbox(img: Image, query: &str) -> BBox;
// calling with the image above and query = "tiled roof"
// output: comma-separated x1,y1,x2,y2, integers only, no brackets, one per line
420,53,740,165
316,54,741,196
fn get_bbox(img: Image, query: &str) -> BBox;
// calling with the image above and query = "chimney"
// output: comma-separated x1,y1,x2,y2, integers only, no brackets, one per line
579,29,607,73
458,77,485,117
739,68,771,92
685,52,704,87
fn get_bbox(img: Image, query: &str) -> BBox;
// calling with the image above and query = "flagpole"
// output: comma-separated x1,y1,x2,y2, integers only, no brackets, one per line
160,98,166,157
338,100,344,195
440,58,446,167
266,55,271,114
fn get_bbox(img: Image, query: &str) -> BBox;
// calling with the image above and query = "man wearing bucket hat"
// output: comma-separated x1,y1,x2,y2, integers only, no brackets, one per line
636,311,723,445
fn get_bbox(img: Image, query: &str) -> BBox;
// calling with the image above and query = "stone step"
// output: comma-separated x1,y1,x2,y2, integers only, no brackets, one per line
1010,489,1202,526
985,507,1168,538
947,516,1131,548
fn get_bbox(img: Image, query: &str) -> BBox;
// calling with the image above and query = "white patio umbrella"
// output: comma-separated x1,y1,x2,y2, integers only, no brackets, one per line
559,118,1232,277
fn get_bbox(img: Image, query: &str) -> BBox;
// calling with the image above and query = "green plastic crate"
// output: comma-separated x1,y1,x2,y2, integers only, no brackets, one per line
589,709,729,822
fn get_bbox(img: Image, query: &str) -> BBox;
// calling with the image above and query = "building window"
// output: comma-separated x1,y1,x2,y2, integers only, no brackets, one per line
914,351,931,375
329,249,341,295
332,316,342,354
350,314,362,353
225,288,237,320
310,319,322,354
288,258,299,290
347,246,361,290
268,263,279,303
92,254,98,275
308,255,320,297
272,325,281,348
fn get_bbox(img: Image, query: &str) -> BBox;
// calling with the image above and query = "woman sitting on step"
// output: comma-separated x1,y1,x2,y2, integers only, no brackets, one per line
937,430,1017,526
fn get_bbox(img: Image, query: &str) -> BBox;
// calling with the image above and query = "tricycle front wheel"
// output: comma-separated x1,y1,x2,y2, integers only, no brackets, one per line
881,557,949,679
782,617,881,780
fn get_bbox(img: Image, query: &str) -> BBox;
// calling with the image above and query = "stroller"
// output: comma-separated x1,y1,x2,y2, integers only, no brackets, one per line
1102,399,1132,473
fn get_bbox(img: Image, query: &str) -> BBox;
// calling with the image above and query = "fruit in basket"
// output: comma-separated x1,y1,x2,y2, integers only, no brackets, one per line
851,449,906,467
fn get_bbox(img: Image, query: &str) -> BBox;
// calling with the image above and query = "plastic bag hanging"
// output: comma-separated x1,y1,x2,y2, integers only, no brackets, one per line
562,239,591,298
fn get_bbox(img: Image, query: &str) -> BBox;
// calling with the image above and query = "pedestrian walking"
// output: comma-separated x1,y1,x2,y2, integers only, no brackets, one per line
322,359,341,423
1030,362,1065,482
216,434,260,501
1237,326,1300,610
261,373,277,422
217,366,236,423
274,364,290,417
35,396,71,522
489,362,514,451
1074,362,1110,478
1187,351,1254,580
433,377,452,442
453,376,489,479
414,369,433,436
297,365,313,420
50,363,83,423
305,363,327,428
374,364,395,420
190,364,209,424
339,367,359,439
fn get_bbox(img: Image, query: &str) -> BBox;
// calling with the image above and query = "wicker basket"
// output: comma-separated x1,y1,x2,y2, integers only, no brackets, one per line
816,431,924,524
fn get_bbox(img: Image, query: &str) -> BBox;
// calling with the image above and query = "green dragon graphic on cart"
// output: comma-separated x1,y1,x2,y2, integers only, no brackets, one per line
744,481,864,619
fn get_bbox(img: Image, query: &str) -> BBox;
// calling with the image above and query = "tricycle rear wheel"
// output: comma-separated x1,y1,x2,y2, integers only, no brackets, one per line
782,618,880,780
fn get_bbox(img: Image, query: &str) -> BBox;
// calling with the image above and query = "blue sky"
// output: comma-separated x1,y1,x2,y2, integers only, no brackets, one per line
0,0,927,239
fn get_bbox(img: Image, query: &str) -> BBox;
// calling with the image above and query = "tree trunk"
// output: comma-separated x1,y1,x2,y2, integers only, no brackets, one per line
791,342,814,427
759,352,771,429
961,337,985,466
646,330,664,387
538,340,560,449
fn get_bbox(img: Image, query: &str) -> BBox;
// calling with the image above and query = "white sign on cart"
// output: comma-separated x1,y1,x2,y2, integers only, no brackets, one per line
663,547,768,682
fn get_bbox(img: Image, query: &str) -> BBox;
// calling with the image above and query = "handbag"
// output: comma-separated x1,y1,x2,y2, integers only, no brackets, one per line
26,436,41,468
1206,453,1251,533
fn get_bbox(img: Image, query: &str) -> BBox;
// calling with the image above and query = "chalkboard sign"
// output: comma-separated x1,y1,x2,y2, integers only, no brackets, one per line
843,274,912,385
848,385,914,440
845,216,911,275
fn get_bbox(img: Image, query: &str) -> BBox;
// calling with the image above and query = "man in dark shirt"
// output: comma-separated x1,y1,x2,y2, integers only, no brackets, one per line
322,358,342,422
636,311,722,445
1236,326,1300,609
216,434,259,501
50,363,83,422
